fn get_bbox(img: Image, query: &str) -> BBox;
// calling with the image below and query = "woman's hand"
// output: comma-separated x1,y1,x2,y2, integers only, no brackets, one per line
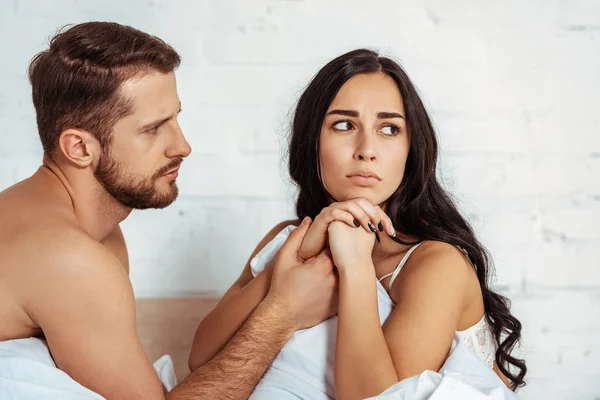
297,198,395,261
327,220,376,272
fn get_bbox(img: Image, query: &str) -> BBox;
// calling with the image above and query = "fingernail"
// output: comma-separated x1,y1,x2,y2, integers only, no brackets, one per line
375,231,381,243
368,221,377,233
353,219,360,228
302,216,310,225
377,221,384,232
391,231,397,237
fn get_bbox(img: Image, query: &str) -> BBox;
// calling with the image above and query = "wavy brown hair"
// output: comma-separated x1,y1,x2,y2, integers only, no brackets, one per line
288,49,526,389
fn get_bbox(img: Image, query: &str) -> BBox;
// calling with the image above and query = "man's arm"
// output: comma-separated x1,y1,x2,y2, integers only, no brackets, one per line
27,218,332,400
170,296,293,400
172,216,337,400
29,236,165,400
189,219,298,370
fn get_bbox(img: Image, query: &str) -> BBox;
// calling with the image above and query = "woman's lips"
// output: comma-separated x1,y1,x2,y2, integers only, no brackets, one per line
346,170,381,186
346,175,380,186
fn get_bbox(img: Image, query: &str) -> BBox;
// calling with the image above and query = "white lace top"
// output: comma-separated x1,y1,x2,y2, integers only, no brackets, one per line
455,314,496,367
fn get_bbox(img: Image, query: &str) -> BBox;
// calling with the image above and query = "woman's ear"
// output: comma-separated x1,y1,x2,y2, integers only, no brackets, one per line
57,129,101,168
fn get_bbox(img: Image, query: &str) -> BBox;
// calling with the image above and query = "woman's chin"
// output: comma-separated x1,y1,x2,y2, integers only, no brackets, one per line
332,189,387,205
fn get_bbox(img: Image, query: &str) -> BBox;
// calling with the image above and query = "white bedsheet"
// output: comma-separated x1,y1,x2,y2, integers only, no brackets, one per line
367,334,520,400
0,334,519,400
0,337,176,400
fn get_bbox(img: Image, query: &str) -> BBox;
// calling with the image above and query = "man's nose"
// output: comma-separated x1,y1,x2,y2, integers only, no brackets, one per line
167,123,192,158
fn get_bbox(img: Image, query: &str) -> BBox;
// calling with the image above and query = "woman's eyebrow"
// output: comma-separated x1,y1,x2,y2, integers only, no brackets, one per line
325,109,405,119
326,109,359,117
377,111,405,119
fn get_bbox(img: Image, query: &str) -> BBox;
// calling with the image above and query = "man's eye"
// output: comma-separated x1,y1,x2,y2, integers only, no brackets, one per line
333,121,353,131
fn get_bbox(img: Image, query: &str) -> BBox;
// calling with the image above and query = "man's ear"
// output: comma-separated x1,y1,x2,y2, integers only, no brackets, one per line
58,129,102,168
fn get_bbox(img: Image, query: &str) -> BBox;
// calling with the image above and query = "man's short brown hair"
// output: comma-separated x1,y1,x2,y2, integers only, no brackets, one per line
29,21,181,154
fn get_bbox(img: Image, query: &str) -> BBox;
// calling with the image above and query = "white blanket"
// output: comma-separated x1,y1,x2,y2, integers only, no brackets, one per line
367,334,520,400
0,335,519,400
0,337,176,400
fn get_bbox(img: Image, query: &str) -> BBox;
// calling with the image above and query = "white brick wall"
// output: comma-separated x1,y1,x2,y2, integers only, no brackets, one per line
1,1,598,398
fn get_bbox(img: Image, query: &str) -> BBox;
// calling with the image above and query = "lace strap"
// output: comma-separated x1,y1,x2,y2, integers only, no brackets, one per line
384,242,424,291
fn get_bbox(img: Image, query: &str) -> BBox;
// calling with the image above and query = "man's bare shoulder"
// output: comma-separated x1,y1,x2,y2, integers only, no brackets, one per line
2,212,105,266
101,225,129,273
35,227,126,282
0,170,130,314
0,214,131,339
0,174,120,271
18,230,159,400
25,230,134,323
0,175,79,248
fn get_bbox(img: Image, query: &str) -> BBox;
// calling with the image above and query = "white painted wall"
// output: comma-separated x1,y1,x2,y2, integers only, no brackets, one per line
1,1,598,398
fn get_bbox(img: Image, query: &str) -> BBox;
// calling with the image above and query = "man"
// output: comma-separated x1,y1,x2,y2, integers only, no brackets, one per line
0,22,337,399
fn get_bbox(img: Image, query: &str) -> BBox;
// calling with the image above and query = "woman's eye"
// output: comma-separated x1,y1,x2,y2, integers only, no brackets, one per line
333,121,353,131
145,126,158,135
380,124,400,135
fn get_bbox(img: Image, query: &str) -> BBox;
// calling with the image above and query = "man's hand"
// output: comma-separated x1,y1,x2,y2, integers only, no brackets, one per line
268,217,339,330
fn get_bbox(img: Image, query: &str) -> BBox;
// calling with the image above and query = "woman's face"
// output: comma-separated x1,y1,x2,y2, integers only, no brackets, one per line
319,72,410,206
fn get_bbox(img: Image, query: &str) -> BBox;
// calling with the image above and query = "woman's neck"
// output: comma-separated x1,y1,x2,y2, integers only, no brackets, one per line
371,231,417,264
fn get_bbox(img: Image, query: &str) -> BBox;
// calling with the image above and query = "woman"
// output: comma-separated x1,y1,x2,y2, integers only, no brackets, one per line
189,49,526,399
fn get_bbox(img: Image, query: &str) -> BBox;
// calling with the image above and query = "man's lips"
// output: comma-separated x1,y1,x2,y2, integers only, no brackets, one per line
163,166,180,176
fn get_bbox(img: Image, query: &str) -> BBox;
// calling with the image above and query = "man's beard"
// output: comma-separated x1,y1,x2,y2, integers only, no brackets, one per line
95,151,182,210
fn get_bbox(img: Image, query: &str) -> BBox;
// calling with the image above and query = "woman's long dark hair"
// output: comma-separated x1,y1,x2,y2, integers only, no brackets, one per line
288,49,526,389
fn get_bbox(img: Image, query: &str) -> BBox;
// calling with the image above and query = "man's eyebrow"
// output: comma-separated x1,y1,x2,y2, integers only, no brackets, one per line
139,107,182,131
326,109,359,117
377,111,405,119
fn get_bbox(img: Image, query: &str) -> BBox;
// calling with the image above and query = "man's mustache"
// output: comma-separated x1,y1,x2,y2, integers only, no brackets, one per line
154,158,184,179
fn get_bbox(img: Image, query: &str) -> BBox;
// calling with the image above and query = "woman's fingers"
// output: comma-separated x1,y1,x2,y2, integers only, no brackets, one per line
332,198,396,237
326,207,359,229
298,209,356,260
299,198,396,262
340,201,372,233
352,198,383,233
373,205,396,236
